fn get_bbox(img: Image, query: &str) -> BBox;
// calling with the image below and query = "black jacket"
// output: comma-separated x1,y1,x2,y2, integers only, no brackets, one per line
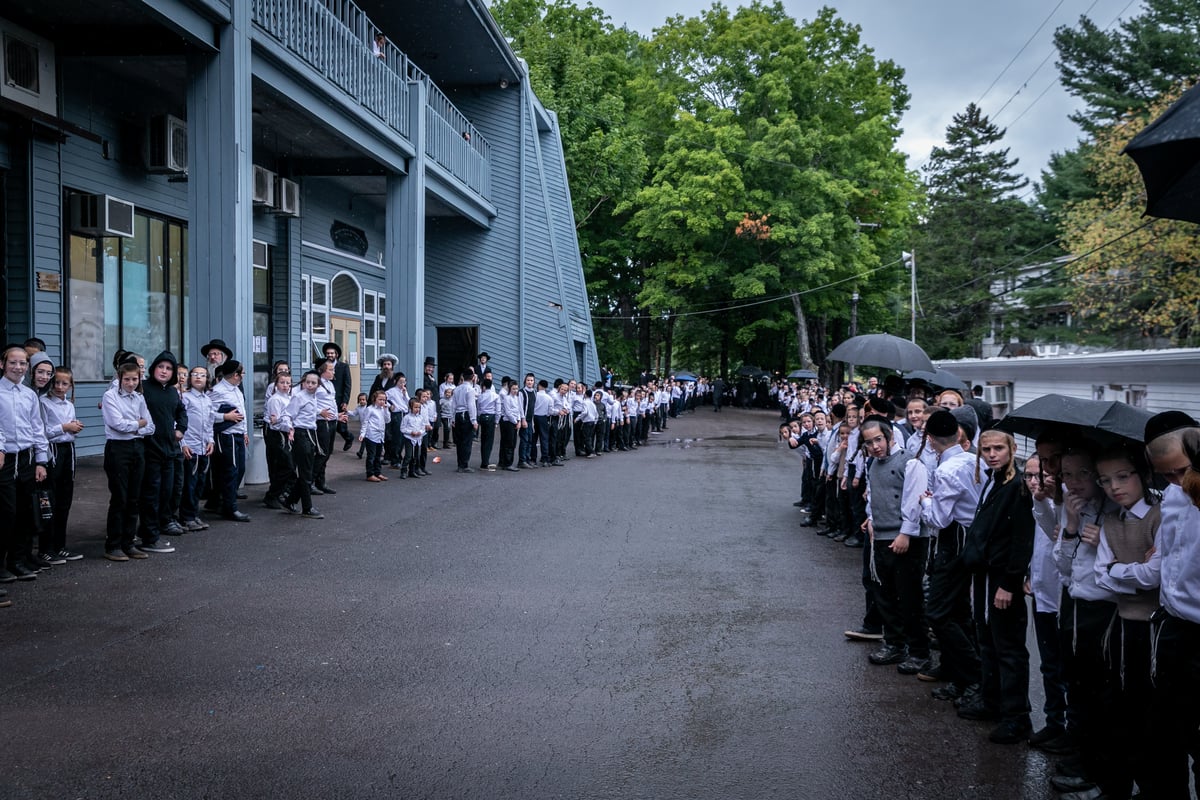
962,469,1034,595
142,350,187,461
330,360,351,409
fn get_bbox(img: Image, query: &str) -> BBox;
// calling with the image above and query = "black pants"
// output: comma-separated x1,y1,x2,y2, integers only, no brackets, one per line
44,443,75,554
285,429,316,512
1108,617,1156,799
103,439,144,553
387,411,404,464
972,573,1031,723
1151,612,1200,800
364,439,384,477
580,422,595,455
212,433,245,515
499,420,517,468
400,438,419,476
139,453,179,546
871,537,929,657
535,416,552,463
180,454,208,523
314,420,335,489
454,413,474,469
478,415,496,468
1,449,39,567
1060,596,1120,794
1032,600,1068,733
926,539,980,687
264,428,295,501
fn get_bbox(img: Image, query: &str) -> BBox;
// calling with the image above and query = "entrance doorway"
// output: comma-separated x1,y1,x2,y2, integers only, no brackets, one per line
437,326,478,380
330,316,361,400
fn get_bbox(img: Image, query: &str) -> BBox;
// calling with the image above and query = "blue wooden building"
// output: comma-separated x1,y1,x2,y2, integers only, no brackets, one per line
0,0,599,457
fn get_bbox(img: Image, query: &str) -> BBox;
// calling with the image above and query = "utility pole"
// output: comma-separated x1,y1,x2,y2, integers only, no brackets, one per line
902,250,916,344
848,290,860,384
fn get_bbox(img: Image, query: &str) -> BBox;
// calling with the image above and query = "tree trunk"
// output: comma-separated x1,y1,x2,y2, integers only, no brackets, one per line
792,295,816,370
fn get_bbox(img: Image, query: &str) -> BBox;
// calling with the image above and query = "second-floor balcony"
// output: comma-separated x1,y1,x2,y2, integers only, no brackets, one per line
250,0,491,201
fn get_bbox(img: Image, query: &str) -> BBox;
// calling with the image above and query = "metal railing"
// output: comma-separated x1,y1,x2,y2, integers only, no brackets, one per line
250,0,493,200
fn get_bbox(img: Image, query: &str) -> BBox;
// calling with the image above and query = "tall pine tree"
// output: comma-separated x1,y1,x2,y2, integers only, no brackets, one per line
915,103,1050,359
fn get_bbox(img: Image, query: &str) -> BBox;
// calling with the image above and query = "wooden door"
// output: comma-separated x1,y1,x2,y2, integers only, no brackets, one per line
331,316,361,402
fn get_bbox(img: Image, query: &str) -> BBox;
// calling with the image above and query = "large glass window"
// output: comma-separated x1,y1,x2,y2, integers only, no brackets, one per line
252,241,273,419
67,211,187,382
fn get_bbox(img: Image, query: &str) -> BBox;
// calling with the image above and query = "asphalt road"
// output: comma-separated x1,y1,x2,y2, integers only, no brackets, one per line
2,408,1062,799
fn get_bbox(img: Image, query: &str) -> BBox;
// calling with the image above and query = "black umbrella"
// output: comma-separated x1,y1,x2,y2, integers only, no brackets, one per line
995,393,1154,446
903,368,969,394
827,333,934,373
736,364,764,377
787,369,818,381
1123,83,1200,223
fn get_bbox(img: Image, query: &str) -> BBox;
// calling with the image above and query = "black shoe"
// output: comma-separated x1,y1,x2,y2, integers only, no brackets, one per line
868,645,906,665
989,718,1032,745
1028,725,1066,747
931,683,965,701
237,493,247,500
844,627,883,642
457,467,475,473
301,509,325,519
263,496,283,510
793,500,806,507
38,551,67,567
831,532,849,542
956,700,1000,722
223,511,252,522
0,589,10,608
282,503,299,514
897,656,931,675
504,466,520,472
953,683,982,709
0,568,16,583
342,439,353,451
843,535,864,548
357,451,364,459
916,663,944,682
316,485,336,495
1029,727,1074,755
1056,756,1087,778
1050,774,1095,793
309,485,325,495
8,563,37,581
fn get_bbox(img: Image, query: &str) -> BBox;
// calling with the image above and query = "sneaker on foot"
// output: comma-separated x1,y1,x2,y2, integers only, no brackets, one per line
843,627,883,642
37,551,67,567
104,550,130,562
301,509,325,519
58,549,84,561
123,549,149,560
137,541,176,554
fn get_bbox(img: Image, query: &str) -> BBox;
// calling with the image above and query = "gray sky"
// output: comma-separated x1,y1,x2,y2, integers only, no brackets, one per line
589,0,1140,191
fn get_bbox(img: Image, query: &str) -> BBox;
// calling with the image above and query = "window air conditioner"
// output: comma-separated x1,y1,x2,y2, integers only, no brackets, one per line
1,21,56,116
145,114,187,174
69,193,136,238
275,177,300,217
253,165,277,207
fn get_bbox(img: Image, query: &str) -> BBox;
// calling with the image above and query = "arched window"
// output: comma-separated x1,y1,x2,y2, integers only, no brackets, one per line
331,272,361,314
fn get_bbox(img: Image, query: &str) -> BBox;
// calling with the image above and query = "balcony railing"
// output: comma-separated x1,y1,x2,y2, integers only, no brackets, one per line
251,0,492,200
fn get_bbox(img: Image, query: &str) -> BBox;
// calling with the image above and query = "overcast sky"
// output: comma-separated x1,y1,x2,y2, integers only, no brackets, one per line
588,0,1140,190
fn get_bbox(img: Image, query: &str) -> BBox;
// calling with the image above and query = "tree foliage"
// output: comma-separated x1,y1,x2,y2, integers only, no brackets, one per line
1061,85,1200,347
1055,0,1200,133
913,104,1054,359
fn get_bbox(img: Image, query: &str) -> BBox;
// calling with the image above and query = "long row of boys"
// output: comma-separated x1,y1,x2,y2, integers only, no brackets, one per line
780,378,1200,800
0,339,698,609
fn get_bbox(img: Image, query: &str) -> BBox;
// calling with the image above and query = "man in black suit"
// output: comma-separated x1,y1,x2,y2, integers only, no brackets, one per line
422,356,438,395
323,342,353,450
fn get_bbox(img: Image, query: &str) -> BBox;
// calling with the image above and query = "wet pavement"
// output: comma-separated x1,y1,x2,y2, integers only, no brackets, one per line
2,408,1063,799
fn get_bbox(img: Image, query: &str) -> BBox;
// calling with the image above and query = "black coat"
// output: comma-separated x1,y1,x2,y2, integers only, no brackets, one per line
962,470,1034,595
331,360,351,409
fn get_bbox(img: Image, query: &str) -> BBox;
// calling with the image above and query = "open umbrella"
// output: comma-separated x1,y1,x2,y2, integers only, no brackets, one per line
787,369,818,381
995,394,1154,446
736,364,764,377
672,371,699,382
903,368,969,394
1123,83,1200,223
827,333,934,373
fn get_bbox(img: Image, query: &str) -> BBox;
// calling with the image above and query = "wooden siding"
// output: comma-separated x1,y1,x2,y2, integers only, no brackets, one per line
5,137,30,343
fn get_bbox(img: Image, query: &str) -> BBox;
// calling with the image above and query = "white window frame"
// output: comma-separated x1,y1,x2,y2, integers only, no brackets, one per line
363,289,387,368
301,274,330,368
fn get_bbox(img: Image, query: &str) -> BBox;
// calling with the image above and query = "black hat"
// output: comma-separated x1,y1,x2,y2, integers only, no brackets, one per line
424,356,436,366
201,338,233,361
951,406,978,443
215,359,243,380
882,374,906,394
926,409,958,438
478,351,490,360
322,341,342,359
1145,410,1199,444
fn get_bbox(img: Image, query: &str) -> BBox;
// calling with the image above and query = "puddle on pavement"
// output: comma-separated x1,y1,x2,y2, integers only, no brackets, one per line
643,434,775,449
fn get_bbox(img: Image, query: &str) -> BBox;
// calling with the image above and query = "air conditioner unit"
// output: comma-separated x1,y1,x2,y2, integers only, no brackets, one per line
1,20,56,116
275,177,300,217
145,114,187,174
69,193,136,238
253,165,277,207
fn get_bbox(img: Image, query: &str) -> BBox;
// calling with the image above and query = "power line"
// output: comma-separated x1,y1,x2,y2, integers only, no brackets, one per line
976,0,1066,106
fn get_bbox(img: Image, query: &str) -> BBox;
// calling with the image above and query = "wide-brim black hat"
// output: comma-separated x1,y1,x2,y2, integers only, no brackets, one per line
424,356,436,366
322,341,342,359
1145,410,1199,443
200,338,233,361
478,351,490,360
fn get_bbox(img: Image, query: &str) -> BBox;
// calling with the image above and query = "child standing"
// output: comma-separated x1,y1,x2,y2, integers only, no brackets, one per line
137,351,186,555
352,392,367,458
283,370,324,519
179,366,213,531
263,372,296,506
438,386,455,451
102,362,154,561
356,390,390,481
39,367,84,564
399,397,427,478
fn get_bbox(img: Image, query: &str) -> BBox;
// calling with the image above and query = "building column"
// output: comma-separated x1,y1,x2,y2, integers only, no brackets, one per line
386,79,425,380
186,0,253,376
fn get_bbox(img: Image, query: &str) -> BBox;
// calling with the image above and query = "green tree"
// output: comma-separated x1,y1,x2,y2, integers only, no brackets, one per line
1055,0,1200,133
1062,85,1200,347
914,103,1052,359
625,2,918,376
